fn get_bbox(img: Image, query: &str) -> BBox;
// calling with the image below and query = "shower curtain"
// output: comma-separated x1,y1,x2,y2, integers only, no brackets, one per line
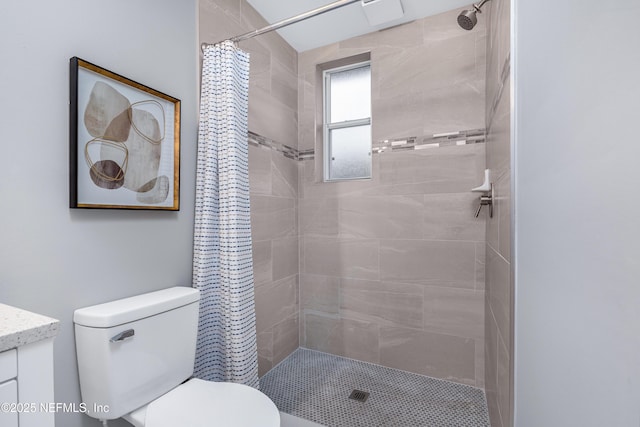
192,41,259,388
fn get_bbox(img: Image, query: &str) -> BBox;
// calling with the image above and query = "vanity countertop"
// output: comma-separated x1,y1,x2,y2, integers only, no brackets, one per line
0,303,59,352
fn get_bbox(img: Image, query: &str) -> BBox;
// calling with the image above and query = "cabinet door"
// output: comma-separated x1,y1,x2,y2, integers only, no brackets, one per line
0,349,17,382
0,380,19,427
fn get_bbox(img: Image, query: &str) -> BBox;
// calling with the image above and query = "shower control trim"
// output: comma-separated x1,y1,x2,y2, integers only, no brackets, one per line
474,184,494,218
472,170,493,218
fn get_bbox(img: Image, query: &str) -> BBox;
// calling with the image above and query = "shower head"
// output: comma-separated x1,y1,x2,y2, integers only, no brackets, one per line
457,9,478,30
457,0,490,31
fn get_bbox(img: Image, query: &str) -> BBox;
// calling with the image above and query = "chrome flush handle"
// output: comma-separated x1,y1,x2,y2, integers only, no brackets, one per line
110,329,135,342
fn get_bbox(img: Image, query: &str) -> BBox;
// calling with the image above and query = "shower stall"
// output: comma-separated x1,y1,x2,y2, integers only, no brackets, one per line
198,0,512,425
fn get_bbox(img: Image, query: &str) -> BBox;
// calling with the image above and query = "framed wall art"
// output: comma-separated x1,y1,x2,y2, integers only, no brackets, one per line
69,57,180,210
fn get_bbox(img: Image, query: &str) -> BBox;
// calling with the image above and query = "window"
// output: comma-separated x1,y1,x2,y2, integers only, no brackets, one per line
323,62,372,181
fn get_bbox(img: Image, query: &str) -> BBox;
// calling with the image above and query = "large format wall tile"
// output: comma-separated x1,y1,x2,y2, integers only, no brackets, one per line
300,274,340,315
304,313,380,364
377,145,483,194
273,313,300,366
496,171,511,263
475,338,485,388
376,34,477,98
248,85,298,147
271,151,298,198
340,278,424,329
421,80,485,137
261,32,297,75
257,329,274,377
199,1,243,47
249,144,272,195
299,197,339,237
485,303,500,423
250,195,296,241
271,59,298,112
252,239,272,286
380,239,476,288
486,77,511,178
339,195,424,239
242,38,272,93
255,275,298,334
475,242,486,290
423,192,485,241
272,237,299,281
372,90,425,141
487,245,511,352
486,180,500,253
304,237,379,280
379,326,476,385
297,109,316,151
497,334,511,427
423,286,485,340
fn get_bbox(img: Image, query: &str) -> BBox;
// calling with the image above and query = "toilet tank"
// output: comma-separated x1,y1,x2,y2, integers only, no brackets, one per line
74,287,200,420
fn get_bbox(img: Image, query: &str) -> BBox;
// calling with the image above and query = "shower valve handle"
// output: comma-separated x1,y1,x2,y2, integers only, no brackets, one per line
474,185,494,218
474,203,483,218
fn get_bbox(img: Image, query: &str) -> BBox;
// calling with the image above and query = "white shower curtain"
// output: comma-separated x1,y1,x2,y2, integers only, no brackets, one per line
192,41,258,388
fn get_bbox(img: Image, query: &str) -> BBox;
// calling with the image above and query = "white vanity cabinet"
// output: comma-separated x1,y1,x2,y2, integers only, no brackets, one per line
0,304,59,427
0,348,19,427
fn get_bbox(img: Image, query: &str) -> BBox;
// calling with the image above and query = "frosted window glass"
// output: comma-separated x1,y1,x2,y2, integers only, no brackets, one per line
329,66,371,123
329,125,372,180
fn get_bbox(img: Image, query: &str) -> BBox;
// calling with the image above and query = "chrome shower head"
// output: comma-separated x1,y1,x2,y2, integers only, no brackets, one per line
457,0,490,31
457,9,478,30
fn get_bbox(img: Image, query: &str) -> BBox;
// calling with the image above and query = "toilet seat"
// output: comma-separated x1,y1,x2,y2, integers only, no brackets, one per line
127,378,280,427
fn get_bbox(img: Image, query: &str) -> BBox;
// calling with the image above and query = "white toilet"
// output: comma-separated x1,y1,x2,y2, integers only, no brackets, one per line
73,286,280,427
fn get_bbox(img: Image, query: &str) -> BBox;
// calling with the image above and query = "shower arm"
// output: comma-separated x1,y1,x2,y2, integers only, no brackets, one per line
473,0,491,13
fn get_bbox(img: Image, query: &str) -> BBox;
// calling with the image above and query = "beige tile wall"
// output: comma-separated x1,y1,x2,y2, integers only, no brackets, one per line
484,0,512,425
199,0,300,376
200,1,500,395
298,8,488,387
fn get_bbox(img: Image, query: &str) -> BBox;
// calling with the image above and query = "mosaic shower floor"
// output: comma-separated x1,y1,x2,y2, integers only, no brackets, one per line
260,348,490,427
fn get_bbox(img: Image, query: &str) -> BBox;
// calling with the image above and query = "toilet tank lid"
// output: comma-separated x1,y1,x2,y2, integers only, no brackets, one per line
74,287,200,328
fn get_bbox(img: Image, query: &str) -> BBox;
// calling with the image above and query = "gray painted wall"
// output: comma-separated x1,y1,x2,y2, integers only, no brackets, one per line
0,1,198,426
514,0,640,425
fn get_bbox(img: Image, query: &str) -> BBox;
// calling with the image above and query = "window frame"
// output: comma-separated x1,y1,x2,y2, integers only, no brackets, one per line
322,61,372,182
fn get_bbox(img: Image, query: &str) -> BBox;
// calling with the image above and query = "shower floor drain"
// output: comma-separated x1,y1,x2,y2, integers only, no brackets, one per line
348,389,370,403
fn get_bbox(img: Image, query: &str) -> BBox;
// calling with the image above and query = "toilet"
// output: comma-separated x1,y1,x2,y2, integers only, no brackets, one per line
73,286,280,427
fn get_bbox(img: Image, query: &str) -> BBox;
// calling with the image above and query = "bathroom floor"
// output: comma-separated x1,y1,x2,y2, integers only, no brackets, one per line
260,348,490,427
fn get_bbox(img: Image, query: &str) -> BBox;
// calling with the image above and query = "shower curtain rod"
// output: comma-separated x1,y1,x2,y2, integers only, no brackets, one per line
201,0,361,50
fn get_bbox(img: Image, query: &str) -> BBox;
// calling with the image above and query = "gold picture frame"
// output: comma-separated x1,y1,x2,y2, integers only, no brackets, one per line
69,57,180,210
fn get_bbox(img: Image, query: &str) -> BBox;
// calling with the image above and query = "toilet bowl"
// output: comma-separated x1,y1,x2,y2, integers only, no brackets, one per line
123,379,279,427
73,287,279,427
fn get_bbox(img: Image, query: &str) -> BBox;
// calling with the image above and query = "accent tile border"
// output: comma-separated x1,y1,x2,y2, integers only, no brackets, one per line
373,128,486,154
248,131,298,160
248,129,486,161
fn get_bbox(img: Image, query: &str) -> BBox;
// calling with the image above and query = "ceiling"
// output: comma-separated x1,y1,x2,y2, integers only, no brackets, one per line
245,0,473,52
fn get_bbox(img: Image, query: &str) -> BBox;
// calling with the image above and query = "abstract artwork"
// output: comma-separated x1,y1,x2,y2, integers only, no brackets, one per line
69,57,180,210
